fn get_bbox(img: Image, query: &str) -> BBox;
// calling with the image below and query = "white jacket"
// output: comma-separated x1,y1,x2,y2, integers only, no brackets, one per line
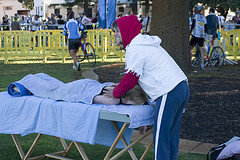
125,34,188,100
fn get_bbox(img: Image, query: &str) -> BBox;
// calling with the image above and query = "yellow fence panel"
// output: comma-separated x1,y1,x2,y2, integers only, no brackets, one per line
1,29,239,64
0,29,124,64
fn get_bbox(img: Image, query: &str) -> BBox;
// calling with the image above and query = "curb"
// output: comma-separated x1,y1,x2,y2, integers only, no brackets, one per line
82,69,99,81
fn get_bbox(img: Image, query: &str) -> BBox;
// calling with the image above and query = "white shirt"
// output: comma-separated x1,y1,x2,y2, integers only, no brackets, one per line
125,34,188,100
81,16,91,25
192,13,207,38
32,18,42,31
218,16,225,24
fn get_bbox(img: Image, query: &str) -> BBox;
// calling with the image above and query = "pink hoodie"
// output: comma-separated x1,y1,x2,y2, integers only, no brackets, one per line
116,15,142,49
113,15,142,98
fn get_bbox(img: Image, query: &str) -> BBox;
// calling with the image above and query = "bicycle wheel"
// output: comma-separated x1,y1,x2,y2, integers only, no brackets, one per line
209,46,225,71
77,53,85,62
77,45,85,62
85,43,96,66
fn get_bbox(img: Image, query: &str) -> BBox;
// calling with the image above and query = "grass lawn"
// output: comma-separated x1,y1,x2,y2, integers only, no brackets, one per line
0,61,206,159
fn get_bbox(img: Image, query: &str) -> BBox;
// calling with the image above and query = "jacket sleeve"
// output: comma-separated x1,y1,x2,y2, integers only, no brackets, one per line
113,71,139,98
63,22,68,36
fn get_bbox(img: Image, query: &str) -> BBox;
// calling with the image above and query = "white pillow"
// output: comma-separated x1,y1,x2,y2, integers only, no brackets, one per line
217,140,240,160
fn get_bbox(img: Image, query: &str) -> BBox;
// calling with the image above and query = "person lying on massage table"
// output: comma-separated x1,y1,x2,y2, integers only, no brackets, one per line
8,73,149,106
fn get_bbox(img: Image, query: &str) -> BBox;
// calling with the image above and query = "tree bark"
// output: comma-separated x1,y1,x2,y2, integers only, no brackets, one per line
84,0,89,16
145,0,150,14
151,0,191,73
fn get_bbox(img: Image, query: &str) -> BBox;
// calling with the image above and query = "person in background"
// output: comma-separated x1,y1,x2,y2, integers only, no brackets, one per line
26,15,32,24
11,16,21,47
57,15,65,29
218,13,225,27
232,11,240,24
223,20,235,31
91,13,99,23
11,16,21,30
31,15,42,32
47,13,57,29
57,15,65,24
138,14,144,23
118,12,124,18
19,16,26,24
189,5,207,70
205,8,219,52
63,10,85,71
142,12,151,34
206,8,218,35
2,15,10,31
237,19,240,29
75,15,81,21
104,15,189,160
128,11,133,16
31,15,43,46
12,13,20,22
91,13,99,29
81,12,91,28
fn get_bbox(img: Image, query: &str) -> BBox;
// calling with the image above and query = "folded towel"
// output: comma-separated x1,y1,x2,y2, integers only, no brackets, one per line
8,73,112,104
7,82,32,97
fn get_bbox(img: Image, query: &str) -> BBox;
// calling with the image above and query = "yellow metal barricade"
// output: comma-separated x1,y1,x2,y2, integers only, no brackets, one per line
2,29,238,64
222,29,240,60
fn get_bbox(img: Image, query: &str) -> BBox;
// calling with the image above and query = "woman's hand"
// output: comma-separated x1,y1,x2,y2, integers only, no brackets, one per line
139,126,147,135
102,86,115,98
102,84,118,98
107,83,119,87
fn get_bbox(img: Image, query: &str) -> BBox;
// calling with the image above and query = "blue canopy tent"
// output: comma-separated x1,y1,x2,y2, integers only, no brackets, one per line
99,0,116,29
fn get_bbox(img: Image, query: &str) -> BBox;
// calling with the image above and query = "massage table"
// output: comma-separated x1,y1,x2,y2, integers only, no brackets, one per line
0,91,155,160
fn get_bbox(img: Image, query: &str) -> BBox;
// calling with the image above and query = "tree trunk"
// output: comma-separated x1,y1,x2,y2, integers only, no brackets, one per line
84,0,89,16
145,0,150,14
151,0,191,73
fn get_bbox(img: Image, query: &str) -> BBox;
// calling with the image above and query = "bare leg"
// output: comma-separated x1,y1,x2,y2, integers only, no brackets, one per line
69,49,78,65
69,49,81,71
189,45,194,61
199,47,205,69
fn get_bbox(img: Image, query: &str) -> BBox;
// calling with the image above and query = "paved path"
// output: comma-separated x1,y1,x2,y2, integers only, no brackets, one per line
82,69,217,155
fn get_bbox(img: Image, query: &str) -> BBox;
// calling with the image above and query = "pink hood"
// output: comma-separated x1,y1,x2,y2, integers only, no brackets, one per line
116,15,142,49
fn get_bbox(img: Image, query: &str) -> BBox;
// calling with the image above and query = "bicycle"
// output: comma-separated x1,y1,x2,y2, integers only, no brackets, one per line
77,31,96,66
192,34,225,71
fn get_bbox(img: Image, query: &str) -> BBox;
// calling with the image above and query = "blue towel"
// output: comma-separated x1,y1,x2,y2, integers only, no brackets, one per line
7,82,32,97
7,73,112,104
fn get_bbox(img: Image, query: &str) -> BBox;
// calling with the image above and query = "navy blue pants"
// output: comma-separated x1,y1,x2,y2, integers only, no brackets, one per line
153,81,190,160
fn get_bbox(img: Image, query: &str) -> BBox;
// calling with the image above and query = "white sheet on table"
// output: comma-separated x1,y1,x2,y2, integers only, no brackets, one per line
0,92,154,148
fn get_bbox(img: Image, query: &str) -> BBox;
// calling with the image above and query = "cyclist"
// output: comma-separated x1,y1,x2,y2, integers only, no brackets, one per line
63,10,85,71
189,5,207,70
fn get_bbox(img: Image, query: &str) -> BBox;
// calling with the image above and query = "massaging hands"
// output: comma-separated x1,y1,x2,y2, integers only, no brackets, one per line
103,83,118,98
